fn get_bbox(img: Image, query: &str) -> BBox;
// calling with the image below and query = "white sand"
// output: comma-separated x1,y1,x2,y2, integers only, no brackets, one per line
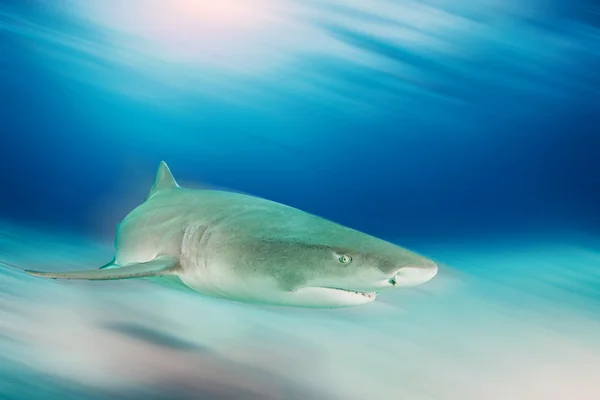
1,220,599,399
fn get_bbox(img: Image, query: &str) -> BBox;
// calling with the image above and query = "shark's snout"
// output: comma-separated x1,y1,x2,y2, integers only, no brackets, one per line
389,261,438,287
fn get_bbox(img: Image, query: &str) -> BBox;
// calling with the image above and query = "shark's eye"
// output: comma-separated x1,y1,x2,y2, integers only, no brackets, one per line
338,255,352,264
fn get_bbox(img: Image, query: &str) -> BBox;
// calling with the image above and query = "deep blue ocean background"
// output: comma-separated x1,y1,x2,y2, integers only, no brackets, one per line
1,1,600,399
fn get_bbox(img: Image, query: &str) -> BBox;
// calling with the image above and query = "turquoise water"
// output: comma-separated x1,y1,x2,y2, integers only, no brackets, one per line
1,0,600,399
2,220,600,399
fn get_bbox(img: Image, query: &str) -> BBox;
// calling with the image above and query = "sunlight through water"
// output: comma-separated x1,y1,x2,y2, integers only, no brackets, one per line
1,0,600,399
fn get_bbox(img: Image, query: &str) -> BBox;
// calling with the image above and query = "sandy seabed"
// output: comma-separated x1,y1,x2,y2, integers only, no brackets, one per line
1,220,599,400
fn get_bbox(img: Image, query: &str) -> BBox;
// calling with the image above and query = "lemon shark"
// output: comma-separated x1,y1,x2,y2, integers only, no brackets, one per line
26,161,438,308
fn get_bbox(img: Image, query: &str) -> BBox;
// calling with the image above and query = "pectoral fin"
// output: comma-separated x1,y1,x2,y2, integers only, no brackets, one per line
25,256,180,281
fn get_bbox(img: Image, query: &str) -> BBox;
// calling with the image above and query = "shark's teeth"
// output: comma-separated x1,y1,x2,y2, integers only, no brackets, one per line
335,288,378,298
300,287,378,299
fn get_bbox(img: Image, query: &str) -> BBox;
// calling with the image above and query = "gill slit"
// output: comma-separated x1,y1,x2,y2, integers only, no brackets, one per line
196,211,243,273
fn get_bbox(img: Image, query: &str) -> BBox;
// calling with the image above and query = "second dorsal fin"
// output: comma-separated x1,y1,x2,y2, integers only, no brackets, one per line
148,161,179,199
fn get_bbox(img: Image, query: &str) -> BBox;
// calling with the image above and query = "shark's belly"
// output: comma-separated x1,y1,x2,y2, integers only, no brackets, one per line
178,258,283,305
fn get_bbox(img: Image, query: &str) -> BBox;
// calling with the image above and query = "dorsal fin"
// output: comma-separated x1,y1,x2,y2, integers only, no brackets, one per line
148,161,179,199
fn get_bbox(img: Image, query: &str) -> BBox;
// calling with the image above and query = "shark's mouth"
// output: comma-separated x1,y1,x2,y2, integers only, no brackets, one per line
325,287,378,299
288,287,379,308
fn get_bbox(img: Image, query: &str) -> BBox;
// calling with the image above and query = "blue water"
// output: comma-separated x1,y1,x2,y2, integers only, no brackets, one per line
1,1,600,399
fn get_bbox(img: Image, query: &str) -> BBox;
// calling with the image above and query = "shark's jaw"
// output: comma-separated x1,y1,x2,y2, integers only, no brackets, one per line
283,287,379,308
316,287,378,299
275,264,439,308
